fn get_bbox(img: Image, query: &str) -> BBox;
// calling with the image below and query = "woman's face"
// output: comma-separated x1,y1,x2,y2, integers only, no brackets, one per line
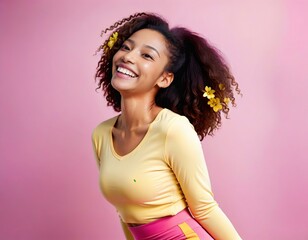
111,29,171,97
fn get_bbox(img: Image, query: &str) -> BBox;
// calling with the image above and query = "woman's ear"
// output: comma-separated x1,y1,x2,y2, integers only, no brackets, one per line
157,72,174,88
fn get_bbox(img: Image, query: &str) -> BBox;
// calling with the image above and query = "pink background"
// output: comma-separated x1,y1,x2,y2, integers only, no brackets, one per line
1,0,307,239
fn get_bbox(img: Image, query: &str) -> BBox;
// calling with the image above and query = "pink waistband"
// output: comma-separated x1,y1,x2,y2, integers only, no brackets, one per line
128,208,193,239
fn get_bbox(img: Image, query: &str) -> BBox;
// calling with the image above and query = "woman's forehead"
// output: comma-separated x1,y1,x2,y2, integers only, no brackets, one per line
127,29,168,53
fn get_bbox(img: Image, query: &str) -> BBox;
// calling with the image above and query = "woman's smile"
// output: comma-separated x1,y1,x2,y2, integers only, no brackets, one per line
115,64,139,79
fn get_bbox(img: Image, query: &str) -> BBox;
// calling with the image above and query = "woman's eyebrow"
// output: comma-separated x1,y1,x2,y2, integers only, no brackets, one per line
126,39,135,45
144,45,160,57
126,38,160,58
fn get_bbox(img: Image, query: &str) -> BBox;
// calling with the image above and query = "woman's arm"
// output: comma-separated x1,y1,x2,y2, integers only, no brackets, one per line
165,117,242,240
119,217,135,240
92,131,134,239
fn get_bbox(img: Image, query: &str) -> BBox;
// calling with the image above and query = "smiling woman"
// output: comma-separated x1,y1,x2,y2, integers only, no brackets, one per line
92,12,242,240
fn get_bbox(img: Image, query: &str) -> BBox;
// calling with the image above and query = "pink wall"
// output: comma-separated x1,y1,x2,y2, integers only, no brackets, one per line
1,0,307,239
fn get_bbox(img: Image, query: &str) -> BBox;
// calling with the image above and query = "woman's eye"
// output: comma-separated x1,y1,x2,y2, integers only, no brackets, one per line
143,53,153,60
121,44,130,50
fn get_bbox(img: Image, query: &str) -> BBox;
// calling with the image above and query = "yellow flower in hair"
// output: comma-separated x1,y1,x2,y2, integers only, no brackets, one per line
219,84,225,90
203,86,215,99
107,32,118,50
224,97,230,105
208,98,223,112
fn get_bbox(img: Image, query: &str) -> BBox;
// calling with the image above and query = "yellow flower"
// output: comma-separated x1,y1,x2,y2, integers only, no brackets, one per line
107,32,118,50
208,98,223,112
203,86,215,99
224,97,230,105
219,84,225,90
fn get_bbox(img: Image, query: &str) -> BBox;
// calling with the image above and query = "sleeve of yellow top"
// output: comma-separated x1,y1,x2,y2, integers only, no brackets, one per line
165,117,242,240
91,130,101,168
92,130,134,240
119,216,134,240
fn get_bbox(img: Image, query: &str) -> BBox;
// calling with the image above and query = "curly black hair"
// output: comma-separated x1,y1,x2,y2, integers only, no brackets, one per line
95,12,241,140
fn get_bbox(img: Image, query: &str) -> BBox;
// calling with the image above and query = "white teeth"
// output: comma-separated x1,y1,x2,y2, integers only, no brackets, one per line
117,67,137,77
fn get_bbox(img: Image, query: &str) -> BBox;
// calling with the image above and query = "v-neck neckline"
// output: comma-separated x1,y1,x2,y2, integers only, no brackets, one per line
109,108,166,160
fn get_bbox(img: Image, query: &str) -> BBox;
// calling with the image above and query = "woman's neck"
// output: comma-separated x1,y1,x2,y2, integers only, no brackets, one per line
118,97,162,131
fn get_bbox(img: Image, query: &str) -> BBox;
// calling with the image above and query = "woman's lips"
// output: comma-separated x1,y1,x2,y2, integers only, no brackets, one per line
117,64,138,77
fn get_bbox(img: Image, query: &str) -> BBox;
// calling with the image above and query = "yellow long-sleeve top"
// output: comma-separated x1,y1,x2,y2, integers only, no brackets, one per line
92,108,241,239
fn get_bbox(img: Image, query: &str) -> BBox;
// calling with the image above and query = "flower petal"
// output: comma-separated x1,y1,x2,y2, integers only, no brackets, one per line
219,84,225,90
224,97,230,104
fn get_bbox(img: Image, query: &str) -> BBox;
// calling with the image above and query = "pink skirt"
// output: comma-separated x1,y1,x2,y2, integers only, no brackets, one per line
128,208,208,240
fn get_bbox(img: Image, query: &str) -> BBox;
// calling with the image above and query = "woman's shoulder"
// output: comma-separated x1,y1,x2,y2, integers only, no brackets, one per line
92,115,118,137
158,108,194,131
159,109,200,146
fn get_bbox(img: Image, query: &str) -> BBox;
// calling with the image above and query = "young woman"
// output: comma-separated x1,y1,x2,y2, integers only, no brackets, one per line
92,12,242,240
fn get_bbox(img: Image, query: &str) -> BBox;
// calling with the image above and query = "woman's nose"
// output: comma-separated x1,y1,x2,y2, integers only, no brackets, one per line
121,50,136,63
